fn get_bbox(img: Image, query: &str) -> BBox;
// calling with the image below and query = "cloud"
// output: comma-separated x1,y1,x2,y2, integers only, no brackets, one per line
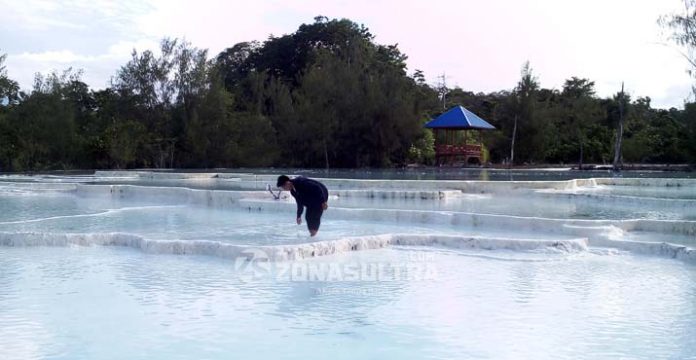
0,0,148,31
222,0,692,108
132,0,294,53
5,40,159,90
15,50,95,63
0,0,693,108
0,0,83,30
13,39,159,64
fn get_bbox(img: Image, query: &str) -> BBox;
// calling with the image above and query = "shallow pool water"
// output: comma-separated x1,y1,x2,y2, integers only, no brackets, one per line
0,184,98,221
329,194,691,220
1,171,695,359
0,198,466,246
580,184,696,199
1,246,694,360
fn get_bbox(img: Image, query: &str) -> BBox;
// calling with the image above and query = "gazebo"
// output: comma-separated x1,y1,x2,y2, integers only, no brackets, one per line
424,106,496,166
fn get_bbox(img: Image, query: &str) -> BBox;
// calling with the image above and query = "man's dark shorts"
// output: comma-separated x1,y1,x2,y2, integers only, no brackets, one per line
305,206,324,231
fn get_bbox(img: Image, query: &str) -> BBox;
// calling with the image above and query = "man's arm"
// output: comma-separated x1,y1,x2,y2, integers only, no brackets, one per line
295,198,304,219
290,191,304,221
318,181,329,203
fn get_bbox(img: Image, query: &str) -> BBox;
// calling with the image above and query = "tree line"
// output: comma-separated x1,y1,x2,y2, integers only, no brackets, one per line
0,16,695,171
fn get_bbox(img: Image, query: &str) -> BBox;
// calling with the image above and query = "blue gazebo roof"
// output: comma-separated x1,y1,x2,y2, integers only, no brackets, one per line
424,106,496,130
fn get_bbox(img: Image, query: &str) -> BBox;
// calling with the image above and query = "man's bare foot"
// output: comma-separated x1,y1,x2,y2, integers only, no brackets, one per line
309,230,318,237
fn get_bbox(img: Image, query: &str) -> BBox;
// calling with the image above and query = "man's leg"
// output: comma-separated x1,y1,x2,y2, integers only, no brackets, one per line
305,206,324,237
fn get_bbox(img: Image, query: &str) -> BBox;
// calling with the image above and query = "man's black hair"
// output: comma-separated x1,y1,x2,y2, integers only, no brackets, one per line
276,175,291,188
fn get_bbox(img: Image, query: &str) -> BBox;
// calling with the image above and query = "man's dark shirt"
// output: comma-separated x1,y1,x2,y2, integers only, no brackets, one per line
290,176,329,218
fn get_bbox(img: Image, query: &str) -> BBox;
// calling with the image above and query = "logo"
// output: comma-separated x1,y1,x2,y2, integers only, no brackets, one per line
232,247,438,283
233,248,271,282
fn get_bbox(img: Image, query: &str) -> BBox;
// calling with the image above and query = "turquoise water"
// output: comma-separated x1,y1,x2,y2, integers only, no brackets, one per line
1,246,694,360
1,172,695,359
0,198,459,246
328,195,691,220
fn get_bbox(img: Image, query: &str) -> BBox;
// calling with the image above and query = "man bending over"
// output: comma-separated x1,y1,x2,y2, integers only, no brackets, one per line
277,175,329,237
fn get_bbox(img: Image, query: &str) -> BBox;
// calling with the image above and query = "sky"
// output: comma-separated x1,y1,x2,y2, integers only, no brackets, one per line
0,0,693,109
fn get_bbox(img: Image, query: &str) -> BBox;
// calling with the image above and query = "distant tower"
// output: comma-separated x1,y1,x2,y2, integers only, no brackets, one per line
438,73,448,110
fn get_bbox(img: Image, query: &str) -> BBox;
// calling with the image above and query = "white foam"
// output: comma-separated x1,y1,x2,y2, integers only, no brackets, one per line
0,232,590,261
3,227,688,264
391,234,588,252
6,229,692,264
590,237,696,262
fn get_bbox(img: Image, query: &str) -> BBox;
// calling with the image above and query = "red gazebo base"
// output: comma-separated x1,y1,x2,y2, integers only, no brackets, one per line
435,144,482,166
